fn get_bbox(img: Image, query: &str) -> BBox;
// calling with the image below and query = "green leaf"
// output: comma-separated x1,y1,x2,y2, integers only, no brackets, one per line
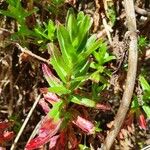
103,55,116,64
80,39,102,62
96,47,107,65
6,0,18,7
34,28,48,39
139,75,150,92
131,97,139,109
90,71,100,83
51,58,67,83
70,95,96,108
0,10,15,18
0,0,38,37
66,8,77,43
47,20,56,41
143,92,150,101
47,43,69,83
34,20,56,41
70,74,90,90
106,6,116,25
73,39,102,74
79,144,90,150
142,105,150,118
92,83,105,101
57,25,76,66
138,36,149,48
93,41,114,65
95,122,102,132
77,11,84,23
72,59,91,78
17,25,35,37
42,64,61,87
85,34,97,50
76,15,92,50
48,86,71,95
52,0,64,5
48,100,63,121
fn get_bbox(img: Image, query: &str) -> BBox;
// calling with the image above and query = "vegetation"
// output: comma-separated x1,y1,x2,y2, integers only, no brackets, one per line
0,0,150,149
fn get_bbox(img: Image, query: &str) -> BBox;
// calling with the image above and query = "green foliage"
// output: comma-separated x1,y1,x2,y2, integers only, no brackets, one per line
106,5,116,26
9,115,21,133
90,41,115,84
47,9,103,96
43,9,116,112
2,0,149,148
139,75,150,117
48,100,64,121
52,0,65,5
0,0,35,23
0,0,58,48
91,83,106,101
79,144,91,150
35,20,56,42
1,3,115,148
138,36,149,49
66,9,92,51
132,75,150,118
0,0,37,37
70,95,97,108
40,12,114,146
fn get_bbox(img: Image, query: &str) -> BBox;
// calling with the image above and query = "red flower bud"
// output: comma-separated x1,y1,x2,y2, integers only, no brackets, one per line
138,113,147,130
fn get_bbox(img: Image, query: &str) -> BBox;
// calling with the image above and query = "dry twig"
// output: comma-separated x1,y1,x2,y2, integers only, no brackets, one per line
135,6,150,16
15,43,49,64
101,13,113,44
93,0,100,32
10,95,41,150
26,120,41,144
103,0,138,149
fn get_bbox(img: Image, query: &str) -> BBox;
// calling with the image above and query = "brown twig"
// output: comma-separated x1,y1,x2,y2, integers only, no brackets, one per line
96,28,107,39
15,43,49,64
93,0,100,32
8,55,13,116
103,0,138,149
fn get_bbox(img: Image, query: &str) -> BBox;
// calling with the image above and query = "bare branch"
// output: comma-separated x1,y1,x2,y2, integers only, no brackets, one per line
103,0,138,149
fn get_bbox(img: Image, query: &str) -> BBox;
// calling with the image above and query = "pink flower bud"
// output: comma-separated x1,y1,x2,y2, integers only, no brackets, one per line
72,116,95,134
39,98,50,114
43,92,60,104
26,116,62,149
49,135,60,149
